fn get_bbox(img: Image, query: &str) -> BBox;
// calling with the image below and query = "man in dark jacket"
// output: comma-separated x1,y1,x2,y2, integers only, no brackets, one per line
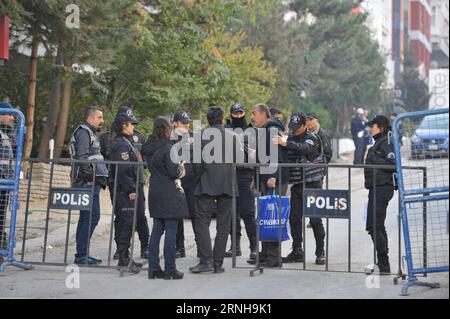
69,106,108,265
171,111,200,259
364,115,396,274
274,112,325,265
249,103,289,268
224,103,258,262
99,106,149,260
189,106,240,274
351,108,368,164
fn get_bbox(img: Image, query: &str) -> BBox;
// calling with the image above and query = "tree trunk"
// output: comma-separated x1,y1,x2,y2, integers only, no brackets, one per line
23,35,39,162
53,57,72,159
38,49,63,159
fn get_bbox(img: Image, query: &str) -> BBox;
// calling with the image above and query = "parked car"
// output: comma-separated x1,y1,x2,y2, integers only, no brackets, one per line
411,113,449,158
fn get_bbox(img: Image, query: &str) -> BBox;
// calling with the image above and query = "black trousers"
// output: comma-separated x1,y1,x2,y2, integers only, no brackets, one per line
353,137,367,165
195,194,232,265
176,186,197,250
229,170,257,250
115,189,149,256
260,183,288,262
110,185,149,251
290,182,326,256
366,185,394,261
0,190,10,243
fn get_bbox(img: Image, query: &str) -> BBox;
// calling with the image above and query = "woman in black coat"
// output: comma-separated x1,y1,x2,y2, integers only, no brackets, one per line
142,116,188,280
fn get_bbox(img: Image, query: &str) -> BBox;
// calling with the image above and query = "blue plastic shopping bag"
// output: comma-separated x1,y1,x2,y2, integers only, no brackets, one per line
258,193,290,242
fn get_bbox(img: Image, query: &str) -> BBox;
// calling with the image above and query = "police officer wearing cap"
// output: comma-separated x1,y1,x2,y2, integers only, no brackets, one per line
99,106,149,260
171,110,200,259
110,112,147,273
70,106,108,265
364,115,396,275
0,102,16,250
224,103,258,262
274,112,325,265
351,108,368,164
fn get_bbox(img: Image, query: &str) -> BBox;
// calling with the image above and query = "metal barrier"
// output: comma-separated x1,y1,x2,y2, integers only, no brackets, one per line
392,108,449,296
0,108,32,272
14,158,145,272
230,163,426,282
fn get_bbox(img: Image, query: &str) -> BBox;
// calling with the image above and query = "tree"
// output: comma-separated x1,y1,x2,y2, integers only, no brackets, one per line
397,46,430,112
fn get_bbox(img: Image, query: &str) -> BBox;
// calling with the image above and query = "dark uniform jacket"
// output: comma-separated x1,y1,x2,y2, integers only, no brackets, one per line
110,133,144,195
287,129,321,184
351,115,366,139
142,136,188,219
193,124,240,197
70,122,108,186
364,132,396,189
172,131,199,191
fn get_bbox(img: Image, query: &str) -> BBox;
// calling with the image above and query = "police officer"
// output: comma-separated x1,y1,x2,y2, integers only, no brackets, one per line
110,112,147,273
224,103,257,262
172,111,200,259
0,101,16,250
274,112,326,265
351,108,368,164
70,106,108,265
99,106,149,260
364,115,396,275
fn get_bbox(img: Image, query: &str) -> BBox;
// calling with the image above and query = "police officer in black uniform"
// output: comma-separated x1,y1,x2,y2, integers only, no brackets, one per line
274,112,326,265
99,106,149,260
110,112,147,273
172,111,200,259
70,106,108,265
224,103,257,262
364,115,396,274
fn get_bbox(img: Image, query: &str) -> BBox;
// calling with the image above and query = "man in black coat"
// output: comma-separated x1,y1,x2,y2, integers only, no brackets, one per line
249,103,289,268
189,106,240,274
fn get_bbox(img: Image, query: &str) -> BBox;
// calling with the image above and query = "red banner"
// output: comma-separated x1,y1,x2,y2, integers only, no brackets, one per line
0,15,10,61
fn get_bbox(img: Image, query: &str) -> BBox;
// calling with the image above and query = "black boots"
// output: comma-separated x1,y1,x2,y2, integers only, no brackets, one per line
164,269,184,280
224,237,241,257
315,251,326,265
148,269,165,279
189,261,214,273
282,243,304,263
118,253,142,274
377,255,391,275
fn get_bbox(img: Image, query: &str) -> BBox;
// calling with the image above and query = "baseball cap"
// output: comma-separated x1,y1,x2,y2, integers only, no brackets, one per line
366,115,391,128
306,112,318,120
173,111,190,124
230,103,245,114
116,106,138,124
288,112,306,130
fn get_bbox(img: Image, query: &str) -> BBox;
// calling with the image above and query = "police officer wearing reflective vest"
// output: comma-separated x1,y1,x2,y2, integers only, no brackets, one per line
224,103,258,262
99,106,149,260
0,101,16,250
273,112,326,265
110,112,148,273
172,111,200,259
364,115,396,275
70,106,108,265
